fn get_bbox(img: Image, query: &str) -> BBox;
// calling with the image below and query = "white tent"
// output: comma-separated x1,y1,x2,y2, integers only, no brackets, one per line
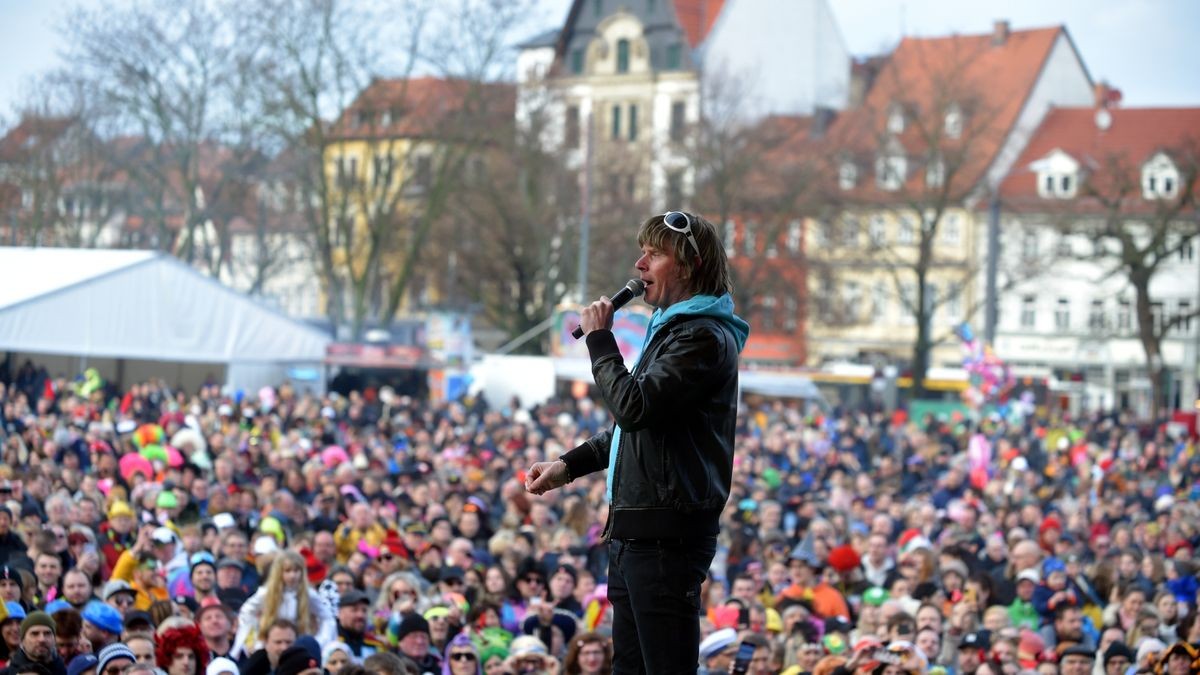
0,247,330,392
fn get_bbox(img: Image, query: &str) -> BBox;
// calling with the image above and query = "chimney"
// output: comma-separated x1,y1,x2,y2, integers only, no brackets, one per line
992,20,1010,46
811,106,836,138
1094,81,1123,109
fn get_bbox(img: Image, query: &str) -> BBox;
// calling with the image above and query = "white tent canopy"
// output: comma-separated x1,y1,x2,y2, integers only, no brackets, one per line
0,247,330,390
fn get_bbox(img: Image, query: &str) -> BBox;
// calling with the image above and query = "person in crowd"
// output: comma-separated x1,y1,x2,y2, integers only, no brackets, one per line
232,552,335,658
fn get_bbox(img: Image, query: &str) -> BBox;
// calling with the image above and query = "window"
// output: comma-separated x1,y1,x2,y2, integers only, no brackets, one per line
843,281,862,321
1178,301,1193,333
1034,150,1080,199
611,104,621,140
1142,153,1180,200
670,101,686,142
946,287,962,321
1055,298,1070,330
628,104,638,141
868,215,886,246
616,39,630,74
357,109,374,127
336,156,358,188
841,216,860,246
838,161,857,190
1182,239,1195,261
886,104,905,134
372,154,394,188
565,105,580,147
666,43,682,70
784,297,798,332
570,49,584,75
743,221,756,255
875,155,906,191
944,103,963,139
899,282,916,323
897,214,915,244
1021,295,1036,328
723,220,736,255
786,220,802,253
666,171,683,208
926,158,945,188
1089,300,1105,331
1021,231,1038,259
941,212,960,245
1117,299,1131,333
760,295,777,332
873,281,889,320
412,155,432,191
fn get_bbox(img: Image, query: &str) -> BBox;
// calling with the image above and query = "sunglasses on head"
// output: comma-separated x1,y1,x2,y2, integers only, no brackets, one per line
663,211,702,261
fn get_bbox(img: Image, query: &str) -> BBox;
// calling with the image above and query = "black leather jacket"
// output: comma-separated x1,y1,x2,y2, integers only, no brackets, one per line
560,315,740,540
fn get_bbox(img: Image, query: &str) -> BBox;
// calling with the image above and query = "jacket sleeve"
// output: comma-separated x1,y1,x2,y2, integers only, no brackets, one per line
585,324,733,433
559,428,613,480
233,588,266,659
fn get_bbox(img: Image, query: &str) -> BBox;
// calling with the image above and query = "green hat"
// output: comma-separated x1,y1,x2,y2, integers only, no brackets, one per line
478,644,509,664
156,491,178,510
20,611,55,638
863,587,889,607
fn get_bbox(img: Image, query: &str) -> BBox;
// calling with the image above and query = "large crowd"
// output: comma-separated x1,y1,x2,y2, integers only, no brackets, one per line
0,360,1199,675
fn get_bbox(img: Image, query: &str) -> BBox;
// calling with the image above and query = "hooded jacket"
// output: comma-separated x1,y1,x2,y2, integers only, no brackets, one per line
561,293,749,540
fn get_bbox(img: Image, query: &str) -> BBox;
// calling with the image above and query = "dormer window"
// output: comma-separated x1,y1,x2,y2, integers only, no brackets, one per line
944,103,963,139
1142,152,1179,200
1031,149,1080,199
838,161,858,190
886,104,905,134
875,154,906,191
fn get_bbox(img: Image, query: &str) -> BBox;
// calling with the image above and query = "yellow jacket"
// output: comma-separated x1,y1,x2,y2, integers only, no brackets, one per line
112,549,171,610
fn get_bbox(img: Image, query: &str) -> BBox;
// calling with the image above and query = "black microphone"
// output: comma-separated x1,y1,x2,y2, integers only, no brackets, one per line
572,279,646,339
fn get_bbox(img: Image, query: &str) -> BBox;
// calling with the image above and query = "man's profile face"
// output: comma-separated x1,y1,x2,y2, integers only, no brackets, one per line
636,243,690,310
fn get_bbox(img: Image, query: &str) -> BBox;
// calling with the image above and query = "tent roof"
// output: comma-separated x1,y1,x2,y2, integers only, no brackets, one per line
0,247,329,363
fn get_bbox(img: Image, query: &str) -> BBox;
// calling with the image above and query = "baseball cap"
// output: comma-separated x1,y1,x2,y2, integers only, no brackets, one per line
699,628,737,660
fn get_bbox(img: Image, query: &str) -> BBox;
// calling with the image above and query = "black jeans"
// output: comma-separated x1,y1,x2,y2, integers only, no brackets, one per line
607,535,717,674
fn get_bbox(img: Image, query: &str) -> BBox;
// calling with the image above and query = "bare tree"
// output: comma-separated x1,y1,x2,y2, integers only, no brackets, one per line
1055,142,1200,420
819,36,1018,395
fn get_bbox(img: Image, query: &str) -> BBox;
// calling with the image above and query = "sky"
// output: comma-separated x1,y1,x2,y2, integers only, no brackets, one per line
1,0,1197,121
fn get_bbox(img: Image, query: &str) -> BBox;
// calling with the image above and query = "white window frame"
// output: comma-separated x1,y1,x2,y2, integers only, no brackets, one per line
941,212,961,246
875,155,906,191
1055,298,1070,330
1020,295,1036,329
944,103,963,139
868,215,886,246
1142,152,1180,200
838,161,858,190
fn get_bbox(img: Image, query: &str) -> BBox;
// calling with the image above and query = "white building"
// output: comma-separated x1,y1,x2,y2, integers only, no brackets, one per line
992,106,1200,416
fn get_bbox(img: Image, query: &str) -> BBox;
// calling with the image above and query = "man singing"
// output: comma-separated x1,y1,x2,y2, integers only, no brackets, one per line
527,211,748,674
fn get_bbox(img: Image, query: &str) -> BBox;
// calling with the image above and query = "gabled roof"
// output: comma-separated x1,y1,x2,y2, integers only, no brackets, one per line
328,77,515,142
0,116,76,163
999,106,1200,212
673,0,727,49
826,26,1068,201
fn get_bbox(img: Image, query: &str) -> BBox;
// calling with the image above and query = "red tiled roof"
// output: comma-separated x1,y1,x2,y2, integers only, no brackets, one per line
673,0,726,49
826,26,1067,201
328,77,515,141
0,116,76,162
999,106,1200,212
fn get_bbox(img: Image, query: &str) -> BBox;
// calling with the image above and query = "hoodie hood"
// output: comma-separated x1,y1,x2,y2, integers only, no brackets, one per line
643,293,749,359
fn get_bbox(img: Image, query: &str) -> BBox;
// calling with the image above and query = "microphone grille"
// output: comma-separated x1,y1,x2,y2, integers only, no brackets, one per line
627,279,646,296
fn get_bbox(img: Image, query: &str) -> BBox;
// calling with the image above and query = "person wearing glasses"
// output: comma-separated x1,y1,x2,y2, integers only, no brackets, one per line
526,211,749,674
442,633,481,675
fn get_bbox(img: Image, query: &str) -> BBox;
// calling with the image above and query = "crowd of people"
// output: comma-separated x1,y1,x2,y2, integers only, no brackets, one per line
0,361,1199,675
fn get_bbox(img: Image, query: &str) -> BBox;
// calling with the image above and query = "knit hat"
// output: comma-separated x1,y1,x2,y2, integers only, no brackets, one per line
0,565,23,590
274,646,320,675
82,601,123,635
20,611,55,639
1039,515,1062,535
66,654,98,675
97,643,136,675
392,613,430,642
107,501,134,520
1042,557,1066,577
2,601,25,624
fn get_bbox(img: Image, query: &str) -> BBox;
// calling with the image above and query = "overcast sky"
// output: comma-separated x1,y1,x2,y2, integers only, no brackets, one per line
1,0,1196,120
